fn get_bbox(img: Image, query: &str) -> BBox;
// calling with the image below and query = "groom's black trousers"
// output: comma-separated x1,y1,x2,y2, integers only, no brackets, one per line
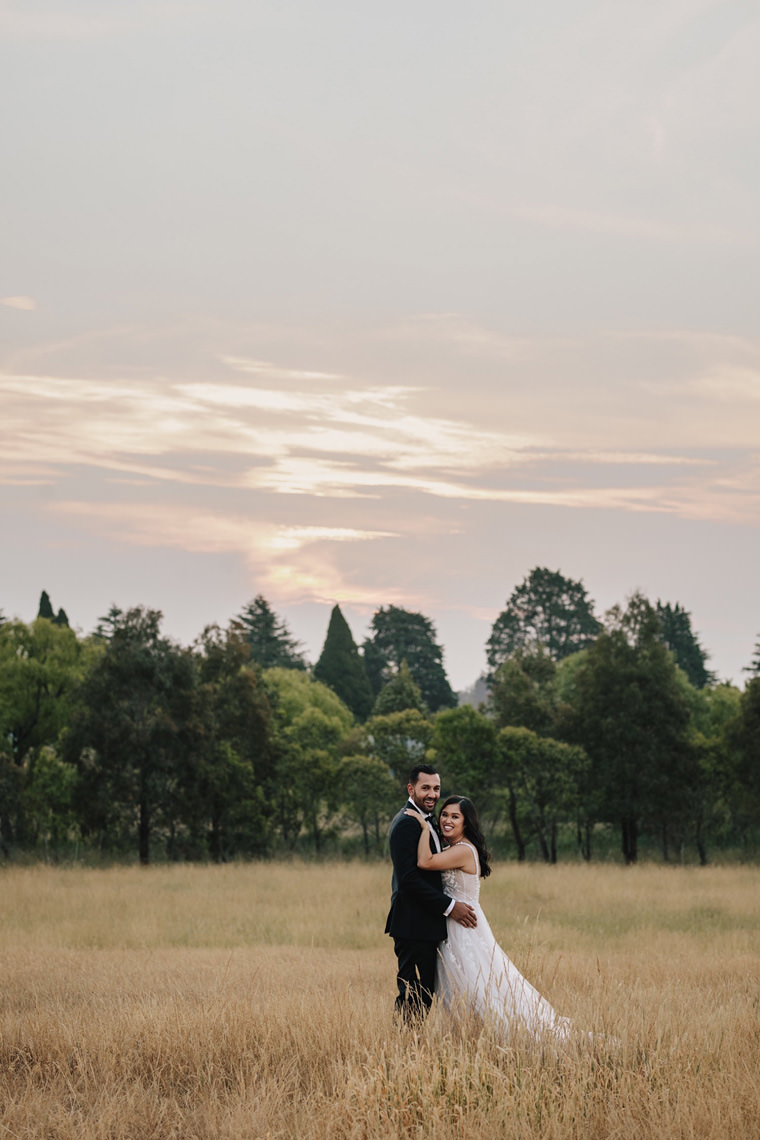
393,937,438,1020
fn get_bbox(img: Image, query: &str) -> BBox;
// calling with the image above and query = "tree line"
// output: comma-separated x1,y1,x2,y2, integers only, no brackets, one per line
1,572,759,865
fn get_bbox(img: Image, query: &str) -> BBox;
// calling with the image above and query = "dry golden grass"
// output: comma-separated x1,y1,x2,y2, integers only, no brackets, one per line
2,861,760,1139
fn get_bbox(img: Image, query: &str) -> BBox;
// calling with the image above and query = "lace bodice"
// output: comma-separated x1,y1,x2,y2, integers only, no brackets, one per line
441,842,481,905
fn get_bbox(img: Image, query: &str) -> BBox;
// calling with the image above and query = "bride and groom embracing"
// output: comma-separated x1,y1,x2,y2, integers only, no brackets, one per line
385,764,570,1041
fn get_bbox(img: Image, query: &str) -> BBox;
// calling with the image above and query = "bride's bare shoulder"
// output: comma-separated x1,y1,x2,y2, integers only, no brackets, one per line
454,841,479,874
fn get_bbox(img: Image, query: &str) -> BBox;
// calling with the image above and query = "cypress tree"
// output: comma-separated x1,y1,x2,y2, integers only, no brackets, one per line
38,590,55,620
313,605,373,720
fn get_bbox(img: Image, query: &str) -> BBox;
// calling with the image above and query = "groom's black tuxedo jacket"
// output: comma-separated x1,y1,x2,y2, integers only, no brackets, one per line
385,806,452,943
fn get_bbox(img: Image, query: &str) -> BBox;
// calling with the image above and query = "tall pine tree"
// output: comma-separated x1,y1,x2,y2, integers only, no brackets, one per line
743,636,760,677
234,595,306,670
313,605,373,720
656,601,713,688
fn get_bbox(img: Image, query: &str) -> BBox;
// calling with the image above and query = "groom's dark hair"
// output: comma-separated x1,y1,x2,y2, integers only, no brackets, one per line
408,763,438,786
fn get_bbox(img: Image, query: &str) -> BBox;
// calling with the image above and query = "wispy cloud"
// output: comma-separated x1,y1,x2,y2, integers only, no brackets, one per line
220,357,345,384
1,344,757,529
0,370,544,488
1,296,36,311
384,315,536,360
2,322,758,635
555,450,711,467
52,502,395,555
688,367,760,402
50,500,400,603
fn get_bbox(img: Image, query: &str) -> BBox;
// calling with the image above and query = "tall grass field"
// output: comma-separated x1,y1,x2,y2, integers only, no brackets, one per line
2,861,759,1138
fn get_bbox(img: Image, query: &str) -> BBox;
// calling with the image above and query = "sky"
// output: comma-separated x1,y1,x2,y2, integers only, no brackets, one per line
2,0,759,690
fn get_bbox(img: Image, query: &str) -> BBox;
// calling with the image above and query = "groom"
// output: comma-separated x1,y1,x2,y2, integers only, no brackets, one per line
385,764,477,1021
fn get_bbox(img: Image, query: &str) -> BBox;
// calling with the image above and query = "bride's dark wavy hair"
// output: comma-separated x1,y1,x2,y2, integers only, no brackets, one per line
439,796,492,878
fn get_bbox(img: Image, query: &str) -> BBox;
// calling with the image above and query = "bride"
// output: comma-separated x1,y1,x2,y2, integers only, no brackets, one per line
405,795,571,1042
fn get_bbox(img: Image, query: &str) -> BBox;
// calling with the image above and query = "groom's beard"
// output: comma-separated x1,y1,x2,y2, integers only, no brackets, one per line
407,800,442,853
408,796,437,817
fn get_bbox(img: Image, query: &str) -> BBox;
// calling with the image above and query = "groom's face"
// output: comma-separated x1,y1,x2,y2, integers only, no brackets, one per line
408,773,441,814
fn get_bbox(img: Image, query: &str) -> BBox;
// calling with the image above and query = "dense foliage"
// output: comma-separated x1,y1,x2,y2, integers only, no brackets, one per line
1,580,759,865
486,568,601,675
362,605,457,712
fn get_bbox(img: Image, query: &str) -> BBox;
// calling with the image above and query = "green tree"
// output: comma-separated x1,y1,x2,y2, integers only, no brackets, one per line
0,618,87,849
361,637,386,701
372,660,427,716
550,650,605,858
426,720,532,862
338,753,399,854
363,707,434,782
22,746,78,858
684,681,743,863
0,619,85,768
498,727,589,863
64,607,195,864
37,590,55,621
431,704,499,808
487,567,600,677
488,648,558,735
264,668,354,852
234,595,306,670
744,637,760,677
570,593,696,863
313,605,373,720
35,590,68,626
94,604,127,639
362,605,456,712
728,678,760,839
656,601,714,688
184,625,275,861
0,755,22,856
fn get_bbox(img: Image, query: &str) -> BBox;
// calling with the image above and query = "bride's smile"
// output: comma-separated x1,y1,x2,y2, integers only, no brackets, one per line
439,805,465,844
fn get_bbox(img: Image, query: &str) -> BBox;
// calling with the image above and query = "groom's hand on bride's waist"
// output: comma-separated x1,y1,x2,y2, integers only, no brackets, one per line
449,901,477,928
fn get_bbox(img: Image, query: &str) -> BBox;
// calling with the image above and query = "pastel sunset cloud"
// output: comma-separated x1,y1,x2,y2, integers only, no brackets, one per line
1,296,36,310
2,342,758,530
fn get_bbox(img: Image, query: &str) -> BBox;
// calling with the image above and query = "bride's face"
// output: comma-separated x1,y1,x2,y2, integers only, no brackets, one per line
439,804,465,844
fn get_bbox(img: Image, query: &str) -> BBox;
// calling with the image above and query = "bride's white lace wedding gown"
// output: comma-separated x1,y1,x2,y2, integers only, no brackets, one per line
438,842,571,1041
